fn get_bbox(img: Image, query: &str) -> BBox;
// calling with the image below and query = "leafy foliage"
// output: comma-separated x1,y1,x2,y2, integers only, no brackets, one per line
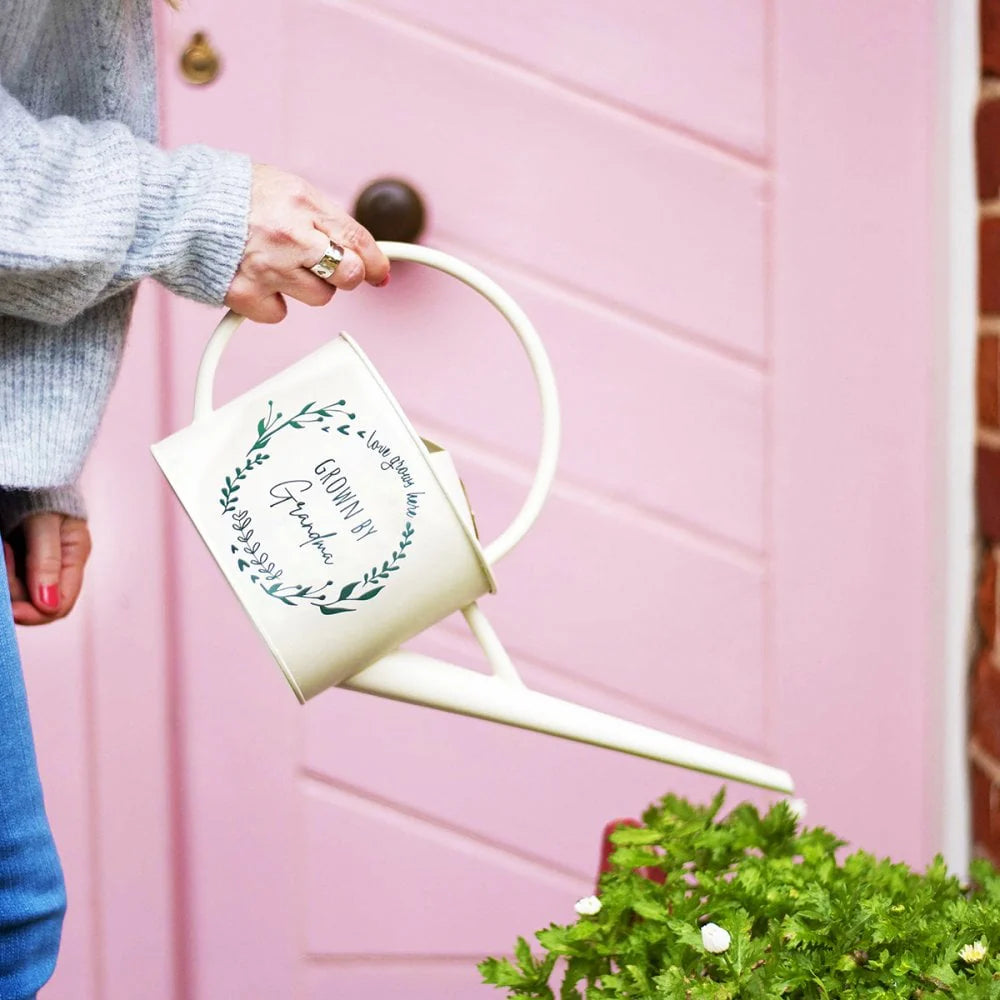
480,790,1000,999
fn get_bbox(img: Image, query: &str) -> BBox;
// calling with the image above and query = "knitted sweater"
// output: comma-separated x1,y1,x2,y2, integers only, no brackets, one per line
0,0,252,534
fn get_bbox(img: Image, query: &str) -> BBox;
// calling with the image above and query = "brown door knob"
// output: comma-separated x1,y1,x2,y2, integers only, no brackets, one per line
352,179,426,243
180,32,221,86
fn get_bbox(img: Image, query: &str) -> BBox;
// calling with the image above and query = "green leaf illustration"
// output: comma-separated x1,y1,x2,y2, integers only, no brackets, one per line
221,400,413,616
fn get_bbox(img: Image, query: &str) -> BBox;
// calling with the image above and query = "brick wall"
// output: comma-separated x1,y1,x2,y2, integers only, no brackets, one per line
974,0,1000,867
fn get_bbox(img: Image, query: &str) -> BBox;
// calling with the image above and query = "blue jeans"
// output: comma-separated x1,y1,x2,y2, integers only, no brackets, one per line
0,557,65,999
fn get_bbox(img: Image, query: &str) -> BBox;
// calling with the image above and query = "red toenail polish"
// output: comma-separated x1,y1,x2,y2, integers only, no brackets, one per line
376,274,391,288
38,584,59,610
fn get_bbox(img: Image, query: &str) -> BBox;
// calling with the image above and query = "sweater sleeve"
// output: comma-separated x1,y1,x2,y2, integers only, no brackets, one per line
0,80,251,327
0,485,86,538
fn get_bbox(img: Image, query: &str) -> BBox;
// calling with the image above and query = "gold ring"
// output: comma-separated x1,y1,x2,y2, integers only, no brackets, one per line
308,241,345,280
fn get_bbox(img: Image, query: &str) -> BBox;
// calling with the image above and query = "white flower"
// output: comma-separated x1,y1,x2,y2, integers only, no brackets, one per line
787,798,808,822
701,922,731,954
574,895,602,917
960,939,989,964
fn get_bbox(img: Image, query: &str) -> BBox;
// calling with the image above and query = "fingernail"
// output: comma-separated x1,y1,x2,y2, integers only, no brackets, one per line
376,273,391,288
38,584,59,610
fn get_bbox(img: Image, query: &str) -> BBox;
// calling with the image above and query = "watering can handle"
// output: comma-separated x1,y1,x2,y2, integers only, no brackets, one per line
193,241,561,565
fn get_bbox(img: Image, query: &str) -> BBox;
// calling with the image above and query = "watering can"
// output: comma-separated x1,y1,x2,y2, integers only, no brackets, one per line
152,242,794,795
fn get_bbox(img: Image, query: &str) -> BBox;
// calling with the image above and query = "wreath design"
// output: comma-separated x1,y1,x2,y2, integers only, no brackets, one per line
218,399,414,615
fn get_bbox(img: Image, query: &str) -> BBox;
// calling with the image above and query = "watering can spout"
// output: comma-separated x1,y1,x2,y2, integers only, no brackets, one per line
342,647,794,794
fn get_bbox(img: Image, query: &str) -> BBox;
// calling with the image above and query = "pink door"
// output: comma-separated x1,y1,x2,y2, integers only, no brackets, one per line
27,3,954,998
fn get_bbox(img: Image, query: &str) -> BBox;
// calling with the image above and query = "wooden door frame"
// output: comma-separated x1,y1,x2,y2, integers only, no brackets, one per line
937,0,977,875
770,0,975,872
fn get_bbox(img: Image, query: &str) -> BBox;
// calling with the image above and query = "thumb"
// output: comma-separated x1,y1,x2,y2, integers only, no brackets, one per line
23,513,63,613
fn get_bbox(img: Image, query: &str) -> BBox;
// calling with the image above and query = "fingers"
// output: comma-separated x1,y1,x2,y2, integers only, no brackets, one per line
312,212,390,288
304,229,365,292
56,518,91,619
226,288,288,325
22,513,63,616
6,514,93,626
6,535,50,627
223,163,391,322
4,542,28,604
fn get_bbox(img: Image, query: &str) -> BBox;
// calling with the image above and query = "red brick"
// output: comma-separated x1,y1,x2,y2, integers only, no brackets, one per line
980,217,1000,314
976,446,1000,540
979,101,1000,199
980,336,1000,429
972,652,1000,760
971,763,1000,866
985,0,1000,76
979,550,998,644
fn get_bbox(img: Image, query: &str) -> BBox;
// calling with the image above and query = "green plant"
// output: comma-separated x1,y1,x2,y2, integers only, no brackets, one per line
479,790,1000,999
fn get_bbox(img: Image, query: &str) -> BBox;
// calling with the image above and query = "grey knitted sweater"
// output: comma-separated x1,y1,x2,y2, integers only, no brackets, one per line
0,0,251,534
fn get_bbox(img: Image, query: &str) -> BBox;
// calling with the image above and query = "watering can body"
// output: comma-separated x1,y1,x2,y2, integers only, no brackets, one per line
152,330,495,701
152,242,794,795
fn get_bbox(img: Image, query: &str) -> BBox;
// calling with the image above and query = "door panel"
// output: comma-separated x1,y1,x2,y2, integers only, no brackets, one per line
283,3,767,357
364,0,768,156
302,782,586,955
256,251,766,549
304,627,768,881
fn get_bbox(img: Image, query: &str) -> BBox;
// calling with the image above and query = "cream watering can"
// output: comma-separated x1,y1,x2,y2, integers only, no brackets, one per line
152,242,794,794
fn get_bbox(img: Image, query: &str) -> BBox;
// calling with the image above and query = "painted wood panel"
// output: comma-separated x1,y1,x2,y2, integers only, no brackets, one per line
361,0,768,157
770,0,940,866
274,246,767,549
301,780,588,955
434,459,766,744
284,2,768,358
303,961,500,1000
164,524,301,1000
304,625,774,881
80,289,177,1000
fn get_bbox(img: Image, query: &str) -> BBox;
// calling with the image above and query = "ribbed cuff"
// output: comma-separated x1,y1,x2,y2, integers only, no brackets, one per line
0,486,87,538
136,143,252,306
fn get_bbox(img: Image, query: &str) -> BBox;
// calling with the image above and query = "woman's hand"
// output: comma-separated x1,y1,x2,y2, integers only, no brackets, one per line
224,164,391,324
3,513,92,626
